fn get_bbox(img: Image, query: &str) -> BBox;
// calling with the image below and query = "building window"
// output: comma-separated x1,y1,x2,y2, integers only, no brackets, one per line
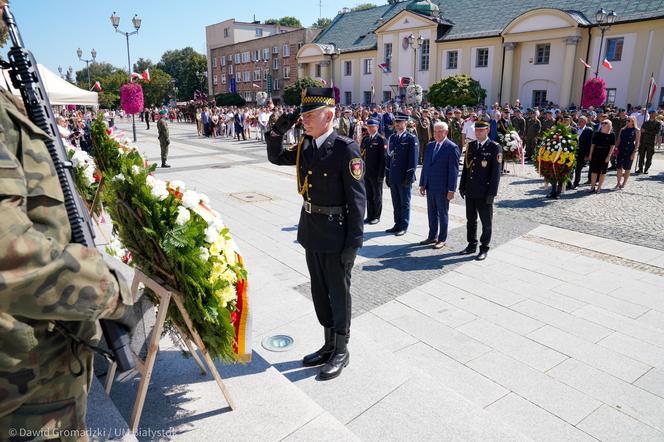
212,57,217,68
283,44,290,57
234,53,241,64
221,56,226,66
384,43,392,72
224,28,229,38
228,65,234,75
242,52,250,63
344,60,352,76
254,70,261,81
273,46,279,54
383,90,392,102
221,66,226,74
235,72,241,82
535,43,551,65
446,51,458,70
476,48,489,68
255,28,263,37
273,78,280,90
243,71,251,82
221,76,226,84
532,90,547,107
272,58,280,70
263,69,268,80
363,59,373,75
344,91,352,105
605,37,623,61
315,64,321,77
213,75,218,85
263,48,270,60
605,88,617,105
283,66,290,78
298,42,304,49
363,91,372,105
419,39,430,71
227,54,233,63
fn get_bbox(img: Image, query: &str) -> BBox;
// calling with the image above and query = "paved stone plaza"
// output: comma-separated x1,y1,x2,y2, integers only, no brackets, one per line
89,120,664,441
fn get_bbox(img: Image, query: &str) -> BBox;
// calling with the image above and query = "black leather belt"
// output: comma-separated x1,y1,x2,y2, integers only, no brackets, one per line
303,201,346,215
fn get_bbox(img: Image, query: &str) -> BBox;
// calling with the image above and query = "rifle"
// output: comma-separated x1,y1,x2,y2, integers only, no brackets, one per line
2,6,135,373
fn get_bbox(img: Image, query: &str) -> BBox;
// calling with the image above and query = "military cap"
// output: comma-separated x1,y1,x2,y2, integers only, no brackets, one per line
514,107,523,113
159,109,167,115
526,107,534,113
300,87,336,114
366,118,380,126
474,120,490,129
394,111,410,122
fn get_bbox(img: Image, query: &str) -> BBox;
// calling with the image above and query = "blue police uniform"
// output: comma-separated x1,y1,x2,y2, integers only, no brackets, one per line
386,113,419,234
459,132,501,259
361,119,387,223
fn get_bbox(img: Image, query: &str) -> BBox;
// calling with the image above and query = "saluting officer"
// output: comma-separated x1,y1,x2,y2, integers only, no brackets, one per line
458,119,501,261
385,111,419,236
361,118,387,224
266,87,366,381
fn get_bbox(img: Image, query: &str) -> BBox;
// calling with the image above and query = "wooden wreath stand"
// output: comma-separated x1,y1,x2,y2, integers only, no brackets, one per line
104,269,236,432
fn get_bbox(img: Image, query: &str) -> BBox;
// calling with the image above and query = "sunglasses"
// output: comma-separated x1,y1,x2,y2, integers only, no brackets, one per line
601,122,609,125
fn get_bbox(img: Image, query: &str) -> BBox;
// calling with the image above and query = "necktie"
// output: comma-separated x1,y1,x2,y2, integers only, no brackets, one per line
433,142,441,158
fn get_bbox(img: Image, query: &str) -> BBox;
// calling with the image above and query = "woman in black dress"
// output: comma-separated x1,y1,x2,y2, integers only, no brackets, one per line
587,119,616,193
615,116,640,189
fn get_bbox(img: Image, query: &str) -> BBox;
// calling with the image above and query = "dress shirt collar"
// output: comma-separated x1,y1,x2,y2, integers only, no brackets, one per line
315,128,334,149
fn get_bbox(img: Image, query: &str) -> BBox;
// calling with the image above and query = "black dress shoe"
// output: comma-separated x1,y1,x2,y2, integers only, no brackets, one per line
363,218,371,224
369,219,380,225
302,327,335,367
161,163,171,168
319,334,349,381
459,246,477,256
419,238,436,245
635,169,643,175
394,230,407,236
476,251,488,261
644,169,649,175
385,226,398,233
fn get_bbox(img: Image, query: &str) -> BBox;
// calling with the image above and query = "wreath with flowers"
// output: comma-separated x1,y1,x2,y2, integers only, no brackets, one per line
533,124,578,184
89,116,250,361
498,129,524,163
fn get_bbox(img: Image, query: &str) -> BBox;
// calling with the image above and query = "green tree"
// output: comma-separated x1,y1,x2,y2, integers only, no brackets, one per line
215,93,246,107
98,71,128,109
427,74,487,107
312,17,332,29
351,3,376,11
75,62,117,89
133,57,154,73
157,47,207,101
142,68,173,107
282,77,324,106
265,16,302,27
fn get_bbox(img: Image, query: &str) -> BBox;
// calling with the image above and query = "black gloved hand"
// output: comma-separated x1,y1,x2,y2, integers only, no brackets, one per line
340,247,358,265
485,195,495,205
270,111,301,137
459,190,465,199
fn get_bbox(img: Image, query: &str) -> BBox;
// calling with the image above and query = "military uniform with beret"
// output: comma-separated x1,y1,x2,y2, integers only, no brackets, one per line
266,87,366,380
157,109,170,167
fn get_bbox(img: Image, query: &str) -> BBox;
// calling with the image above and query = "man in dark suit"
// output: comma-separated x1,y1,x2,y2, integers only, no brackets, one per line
419,121,460,249
382,104,395,139
459,119,501,261
385,112,419,236
234,110,246,141
572,116,593,189
361,118,387,224
266,87,366,381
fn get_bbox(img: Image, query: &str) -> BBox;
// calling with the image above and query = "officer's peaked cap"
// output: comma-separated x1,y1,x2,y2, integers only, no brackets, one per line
300,87,336,115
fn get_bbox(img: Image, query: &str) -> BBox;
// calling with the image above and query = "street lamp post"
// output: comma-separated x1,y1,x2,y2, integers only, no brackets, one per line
407,33,424,85
110,11,142,141
593,8,617,78
76,47,97,90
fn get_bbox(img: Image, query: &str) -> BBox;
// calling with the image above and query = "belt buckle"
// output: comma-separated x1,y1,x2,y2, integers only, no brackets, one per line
304,201,312,214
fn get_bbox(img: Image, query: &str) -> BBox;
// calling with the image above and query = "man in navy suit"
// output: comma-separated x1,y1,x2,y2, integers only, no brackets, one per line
571,115,593,189
385,112,419,236
419,122,460,249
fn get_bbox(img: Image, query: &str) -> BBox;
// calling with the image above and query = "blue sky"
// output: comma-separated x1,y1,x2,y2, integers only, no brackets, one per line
8,0,376,76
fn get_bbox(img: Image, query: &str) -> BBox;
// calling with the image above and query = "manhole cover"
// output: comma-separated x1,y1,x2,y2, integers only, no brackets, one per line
261,335,295,352
230,192,272,202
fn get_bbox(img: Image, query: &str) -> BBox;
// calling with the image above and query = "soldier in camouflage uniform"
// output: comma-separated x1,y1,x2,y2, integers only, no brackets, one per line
448,109,464,151
636,110,663,174
157,109,171,168
540,110,556,134
510,108,526,140
524,109,541,161
0,83,137,439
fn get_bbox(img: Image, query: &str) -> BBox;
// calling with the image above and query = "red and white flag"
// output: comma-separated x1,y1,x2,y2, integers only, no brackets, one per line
579,58,591,69
320,79,328,85
602,59,613,71
142,69,150,82
647,74,657,104
398,76,412,88
130,72,141,80
252,83,261,89
377,62,390,73
93,81,102,92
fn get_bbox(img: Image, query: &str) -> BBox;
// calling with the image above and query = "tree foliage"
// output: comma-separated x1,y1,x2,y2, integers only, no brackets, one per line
427,74,487,107
312,17,332,29
282,77,324,106
157,47,207,101
215,93,246,107
351,3,376,11
264,16,302,27
143,68,173,107
133,57,154,73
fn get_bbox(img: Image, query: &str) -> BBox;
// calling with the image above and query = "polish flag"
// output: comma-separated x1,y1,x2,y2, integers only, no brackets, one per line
602,59,613,71
142,69,151,82
398,76,412,88
579,58,591,69
130,72,141,80
93,81,102,92
647,74,657,104
377,62,390,73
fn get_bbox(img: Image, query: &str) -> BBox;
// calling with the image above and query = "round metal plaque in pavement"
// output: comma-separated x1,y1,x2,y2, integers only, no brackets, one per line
261,334,295,352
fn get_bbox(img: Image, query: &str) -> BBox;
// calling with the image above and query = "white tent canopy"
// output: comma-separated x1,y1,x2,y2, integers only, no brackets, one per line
2,63,98,106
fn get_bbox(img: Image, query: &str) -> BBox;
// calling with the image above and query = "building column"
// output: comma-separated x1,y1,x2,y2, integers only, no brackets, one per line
560,36,581,108
501,42,517,106
320,60,331,84
297,63,306,78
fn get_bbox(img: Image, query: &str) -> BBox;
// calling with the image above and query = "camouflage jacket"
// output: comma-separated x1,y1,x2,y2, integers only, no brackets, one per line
157,117,169,143
0,89,132,418
640,119,662,145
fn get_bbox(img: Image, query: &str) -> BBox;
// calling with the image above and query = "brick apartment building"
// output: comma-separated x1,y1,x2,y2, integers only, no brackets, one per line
209,27,320,104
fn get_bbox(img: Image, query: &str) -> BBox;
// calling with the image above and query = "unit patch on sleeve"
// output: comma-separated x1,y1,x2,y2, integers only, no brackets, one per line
349,157,364,180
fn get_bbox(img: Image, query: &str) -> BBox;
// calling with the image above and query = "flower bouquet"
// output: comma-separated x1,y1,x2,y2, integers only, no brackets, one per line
534,124,577,184
67,146,102,214
498,130,524,163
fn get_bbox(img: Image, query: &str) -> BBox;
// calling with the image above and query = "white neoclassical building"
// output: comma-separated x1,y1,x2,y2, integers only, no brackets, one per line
297,0,664,108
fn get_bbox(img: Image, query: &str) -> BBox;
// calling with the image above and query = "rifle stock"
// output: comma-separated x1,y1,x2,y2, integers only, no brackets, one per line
2,6,135,372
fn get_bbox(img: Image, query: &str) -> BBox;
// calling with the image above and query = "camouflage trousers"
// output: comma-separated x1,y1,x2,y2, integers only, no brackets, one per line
160,141,169,164
0,350,93,442
637,142,655,171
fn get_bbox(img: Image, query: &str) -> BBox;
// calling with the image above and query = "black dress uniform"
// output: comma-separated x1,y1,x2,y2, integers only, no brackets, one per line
361,119,386,224
266,87,366,381
459,120,501,261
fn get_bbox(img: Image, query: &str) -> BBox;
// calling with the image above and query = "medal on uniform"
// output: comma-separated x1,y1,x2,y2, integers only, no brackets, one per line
481,160,488,168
